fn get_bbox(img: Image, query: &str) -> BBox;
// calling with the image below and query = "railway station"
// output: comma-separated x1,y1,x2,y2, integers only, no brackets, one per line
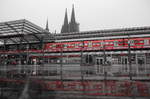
0,6,150,99
0,19,150,78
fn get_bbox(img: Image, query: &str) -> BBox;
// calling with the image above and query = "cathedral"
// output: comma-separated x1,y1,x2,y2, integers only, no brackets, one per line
61,5,80,33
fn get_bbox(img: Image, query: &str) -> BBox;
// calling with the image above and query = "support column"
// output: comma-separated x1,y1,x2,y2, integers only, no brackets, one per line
128,36,132,80
59,42,64,88
3,39,7,77
80,41,86,91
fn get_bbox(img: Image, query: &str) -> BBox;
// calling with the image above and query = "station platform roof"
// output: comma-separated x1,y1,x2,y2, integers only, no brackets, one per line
0,19,54,45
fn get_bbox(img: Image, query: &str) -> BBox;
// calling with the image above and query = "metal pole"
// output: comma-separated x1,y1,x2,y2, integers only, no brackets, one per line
3,39,7,77
19,39,23,74
103,40,107,95
60,43,63,87
127,35,135,99
41,38,45,76
128,36,132,80
26,44,29,75
80,41,85,91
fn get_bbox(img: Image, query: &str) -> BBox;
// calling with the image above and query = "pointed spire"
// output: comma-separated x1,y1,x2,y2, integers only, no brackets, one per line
61,8,69,33
70,4,76,23
69,4,79,32
64,8,69,26
46,18,49,31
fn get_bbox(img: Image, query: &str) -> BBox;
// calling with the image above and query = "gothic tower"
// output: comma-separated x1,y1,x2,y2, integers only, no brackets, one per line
69,4,79,32
61,5,79,33
61,8,69,33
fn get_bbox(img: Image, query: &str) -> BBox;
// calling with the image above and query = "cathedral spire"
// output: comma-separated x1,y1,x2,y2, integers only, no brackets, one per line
70,4,76,23
61,5,80,33
46,18,49,31
69,4,79,32
61,8,69,33
64,8,69,26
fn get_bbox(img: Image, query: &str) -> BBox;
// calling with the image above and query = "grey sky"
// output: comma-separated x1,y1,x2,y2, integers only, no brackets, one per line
0,0,150,33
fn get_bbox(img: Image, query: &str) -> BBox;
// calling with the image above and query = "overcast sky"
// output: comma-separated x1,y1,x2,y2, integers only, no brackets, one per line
0,0,150,33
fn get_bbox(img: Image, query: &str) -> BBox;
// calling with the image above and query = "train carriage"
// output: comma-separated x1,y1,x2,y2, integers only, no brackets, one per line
44,37,150,52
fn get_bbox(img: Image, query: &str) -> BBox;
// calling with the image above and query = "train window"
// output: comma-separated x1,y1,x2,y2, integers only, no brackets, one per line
56,44,61,48
114,41,118,46
118,41,123,44
92,42,100,46
71,43,75,46
98,42,102,45
88,41,92,47
134,40,139,43
144,39,149,45
109,42,112,44
105,42,109,44
63,44,68,48
101,42,105,45
92,42,95,45
124,41,128,44
68,43,71,47
98,42,101,45
129,40,134,46
75,43,79,48
79,43,83,47
57,60,60,63
84,43,88,46
92,42,97,45
139,40,144,43
52,44,56,48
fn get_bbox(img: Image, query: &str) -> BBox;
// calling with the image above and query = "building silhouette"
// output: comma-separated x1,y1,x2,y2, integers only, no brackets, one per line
61,9,69,33
61,5,79,33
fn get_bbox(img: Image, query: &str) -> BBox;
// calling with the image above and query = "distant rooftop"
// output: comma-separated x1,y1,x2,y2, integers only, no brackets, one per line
54,26,150,41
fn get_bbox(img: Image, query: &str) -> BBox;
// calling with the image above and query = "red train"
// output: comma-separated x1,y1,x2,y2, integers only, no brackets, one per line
44,37,150,52
0,37,150,54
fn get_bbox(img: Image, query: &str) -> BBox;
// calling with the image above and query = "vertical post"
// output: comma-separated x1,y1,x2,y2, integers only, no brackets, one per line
26,44,29,76
19,39,23,73
41,38,45,76
80,41,85,91
127,35,135,99
60,42,63,87
103,42,107,74
103,40,107,95
128,36,132,80
26,44,29,64
3,39,7,77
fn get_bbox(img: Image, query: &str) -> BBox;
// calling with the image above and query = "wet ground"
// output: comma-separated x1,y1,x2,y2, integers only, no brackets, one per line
0,77,150,99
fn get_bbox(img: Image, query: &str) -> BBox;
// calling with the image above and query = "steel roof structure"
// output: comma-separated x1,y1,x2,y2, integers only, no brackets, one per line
0,19,54,45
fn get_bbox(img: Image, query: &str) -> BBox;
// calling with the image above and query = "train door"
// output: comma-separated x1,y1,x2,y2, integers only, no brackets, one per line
96,58,104,74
